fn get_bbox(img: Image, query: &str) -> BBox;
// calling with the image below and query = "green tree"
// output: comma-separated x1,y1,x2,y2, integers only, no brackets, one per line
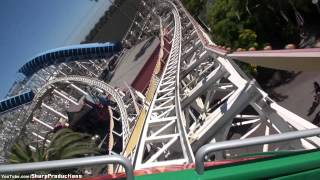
206,0,316,49
238,29,258,49
206,0,257,49
183,0,207,16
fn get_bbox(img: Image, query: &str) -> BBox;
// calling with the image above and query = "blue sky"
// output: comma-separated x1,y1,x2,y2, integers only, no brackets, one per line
0,0,111,98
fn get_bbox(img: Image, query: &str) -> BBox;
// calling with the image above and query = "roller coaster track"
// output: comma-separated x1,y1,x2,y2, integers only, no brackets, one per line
0,42,130,161
2,0,320,178
134,1,194,169
175,0,320,148
2,76,131,159
132,0,320,169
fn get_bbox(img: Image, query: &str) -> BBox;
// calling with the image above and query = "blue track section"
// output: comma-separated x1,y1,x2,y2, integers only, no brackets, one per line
0,90,35,113
18,42,122,77
2,42,122,112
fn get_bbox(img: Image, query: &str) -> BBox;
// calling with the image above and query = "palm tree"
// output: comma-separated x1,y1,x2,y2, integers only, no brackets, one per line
9,128,100,164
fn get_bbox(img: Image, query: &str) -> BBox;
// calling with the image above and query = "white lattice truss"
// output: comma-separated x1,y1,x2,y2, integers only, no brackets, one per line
133,0,320,170
1,0,319,171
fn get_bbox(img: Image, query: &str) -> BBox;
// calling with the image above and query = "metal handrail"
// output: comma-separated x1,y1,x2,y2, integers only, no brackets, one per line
0,155,134,180
195,128,320,174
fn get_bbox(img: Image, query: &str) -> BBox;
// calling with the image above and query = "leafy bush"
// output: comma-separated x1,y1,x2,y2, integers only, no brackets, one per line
9,128,100,163
206,0,316,49
238,29,258,49
183,0,207,16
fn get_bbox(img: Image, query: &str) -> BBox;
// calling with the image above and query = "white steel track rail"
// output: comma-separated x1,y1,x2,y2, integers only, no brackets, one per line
134,1,194,169
2,0,320,174
174,0,320,152
15,76,130,153
133,0,320,169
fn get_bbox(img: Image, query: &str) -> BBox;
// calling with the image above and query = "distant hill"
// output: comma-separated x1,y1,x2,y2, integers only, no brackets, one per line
82,0,140,43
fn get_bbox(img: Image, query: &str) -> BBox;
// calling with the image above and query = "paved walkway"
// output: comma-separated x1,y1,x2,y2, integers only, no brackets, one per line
272,72,320,123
